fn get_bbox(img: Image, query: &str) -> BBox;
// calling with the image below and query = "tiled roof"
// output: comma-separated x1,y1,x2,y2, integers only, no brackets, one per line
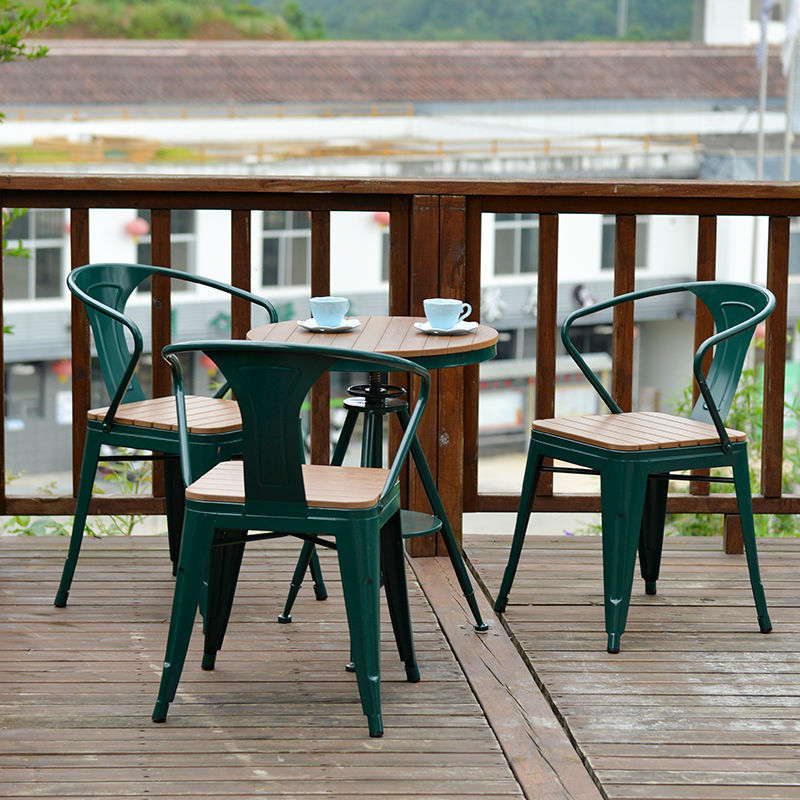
0,40,786,106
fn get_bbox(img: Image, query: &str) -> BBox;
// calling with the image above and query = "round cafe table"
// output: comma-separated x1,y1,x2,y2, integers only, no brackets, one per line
247,315,498,631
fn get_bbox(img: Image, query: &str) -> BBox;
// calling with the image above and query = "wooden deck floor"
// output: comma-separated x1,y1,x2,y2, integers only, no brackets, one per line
0,535,575,800
465,532,800,800
2,532,799,799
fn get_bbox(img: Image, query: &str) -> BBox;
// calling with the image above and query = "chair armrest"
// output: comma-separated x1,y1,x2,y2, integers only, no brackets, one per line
562,282,704,415
67,277,145,432
144,267,278,400
162,351,194,487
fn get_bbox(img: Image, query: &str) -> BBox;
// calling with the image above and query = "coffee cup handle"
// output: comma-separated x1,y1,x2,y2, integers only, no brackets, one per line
458,302,472,323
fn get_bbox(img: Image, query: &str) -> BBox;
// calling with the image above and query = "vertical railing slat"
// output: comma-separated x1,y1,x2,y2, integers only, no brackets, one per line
691,215,718,498
535,212,560,497
69,208,91,497
230,209,251,339
612,214,637,411
0,204,6,512
149,208,171,499
762,215,789,498
462,196,483,513
310,210,332,466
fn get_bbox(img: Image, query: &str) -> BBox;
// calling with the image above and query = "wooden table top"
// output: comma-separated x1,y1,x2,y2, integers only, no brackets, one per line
246,315,498,365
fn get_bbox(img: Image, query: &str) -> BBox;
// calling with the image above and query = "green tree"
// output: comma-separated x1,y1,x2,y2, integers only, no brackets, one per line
0,0,74,63
2,0,74,330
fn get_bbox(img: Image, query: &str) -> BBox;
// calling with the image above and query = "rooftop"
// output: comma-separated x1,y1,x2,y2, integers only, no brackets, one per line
0,40,787,108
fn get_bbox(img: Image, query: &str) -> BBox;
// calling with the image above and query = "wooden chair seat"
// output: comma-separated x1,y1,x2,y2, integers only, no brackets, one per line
89,395,241,434
186,460,390,509
532,411,745,452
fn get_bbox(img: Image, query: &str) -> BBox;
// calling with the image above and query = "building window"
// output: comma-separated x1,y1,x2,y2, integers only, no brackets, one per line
601,216,649,270
4,362,44,420
380,229,390,282
751,0,783,21
494,213,538,275
135,209,196,285
262,210,311,287
790,219,800,275
3,209,66,300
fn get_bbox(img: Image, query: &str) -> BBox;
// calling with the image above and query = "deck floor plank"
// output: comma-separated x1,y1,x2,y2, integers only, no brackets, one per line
466,533,800,800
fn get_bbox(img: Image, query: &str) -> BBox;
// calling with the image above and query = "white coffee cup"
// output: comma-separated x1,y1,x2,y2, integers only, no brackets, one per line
309,296,349,328
423,298,472,330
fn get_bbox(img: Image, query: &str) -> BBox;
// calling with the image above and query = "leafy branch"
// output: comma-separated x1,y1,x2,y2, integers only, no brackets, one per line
0,0,75,64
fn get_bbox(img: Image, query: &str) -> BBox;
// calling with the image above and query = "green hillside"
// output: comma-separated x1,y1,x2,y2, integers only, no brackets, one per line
267,0,695,41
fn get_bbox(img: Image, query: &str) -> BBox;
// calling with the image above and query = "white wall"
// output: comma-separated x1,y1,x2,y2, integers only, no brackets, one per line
704,0,751,45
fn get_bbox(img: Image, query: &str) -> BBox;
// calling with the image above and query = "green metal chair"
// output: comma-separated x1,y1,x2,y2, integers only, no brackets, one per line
494,281,775,653
152,340,431,738
55,263,305,607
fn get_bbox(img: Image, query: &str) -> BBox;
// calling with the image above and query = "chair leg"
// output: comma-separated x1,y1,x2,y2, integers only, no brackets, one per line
380,511,419,682
54,427,104,607
494,441,543,614
309,548,328,600
278,539,317,623
600,465,648,654
336,524,383,737
732,447,772,634
202,530,247,670
638,475,668,595
163,458,185,576
152,512,215,723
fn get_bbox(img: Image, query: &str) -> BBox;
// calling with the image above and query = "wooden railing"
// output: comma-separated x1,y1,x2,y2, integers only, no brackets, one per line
1,174,799,555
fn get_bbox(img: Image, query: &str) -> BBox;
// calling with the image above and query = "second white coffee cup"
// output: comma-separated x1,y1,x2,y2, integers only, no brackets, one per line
423,298,471,330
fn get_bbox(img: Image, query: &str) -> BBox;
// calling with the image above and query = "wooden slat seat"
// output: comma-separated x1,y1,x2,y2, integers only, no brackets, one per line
89,395,241,434
532,410,746,452
186,460,390,508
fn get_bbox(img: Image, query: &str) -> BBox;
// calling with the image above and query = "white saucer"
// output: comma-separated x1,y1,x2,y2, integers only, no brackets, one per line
414,320,479,336
297,317,361,333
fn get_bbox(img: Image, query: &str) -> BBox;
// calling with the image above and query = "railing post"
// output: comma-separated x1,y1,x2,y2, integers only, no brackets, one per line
404,194,469,555
436,195,469,551
407,195,442,556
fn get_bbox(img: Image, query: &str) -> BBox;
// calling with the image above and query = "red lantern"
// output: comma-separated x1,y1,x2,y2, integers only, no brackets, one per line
51,359,72,383
124,217,150,239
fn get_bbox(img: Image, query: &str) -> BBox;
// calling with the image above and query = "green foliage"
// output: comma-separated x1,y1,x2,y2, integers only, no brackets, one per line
273,0,692,41
49,0,322,40
2,452,152,538
3,207,28,333
0,0,74,63
667,348,800,538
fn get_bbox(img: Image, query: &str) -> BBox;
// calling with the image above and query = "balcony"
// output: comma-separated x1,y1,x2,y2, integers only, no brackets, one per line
2,173,800,797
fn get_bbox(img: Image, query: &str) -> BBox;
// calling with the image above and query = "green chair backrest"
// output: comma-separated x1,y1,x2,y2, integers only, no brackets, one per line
68,263,279,417
68,263,155,405
561,281,775,444
162,341,430,516
687,282,774,425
